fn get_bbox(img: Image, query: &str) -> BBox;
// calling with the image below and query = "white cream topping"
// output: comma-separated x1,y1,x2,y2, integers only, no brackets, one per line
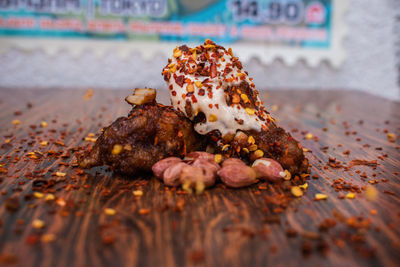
163,41,271,137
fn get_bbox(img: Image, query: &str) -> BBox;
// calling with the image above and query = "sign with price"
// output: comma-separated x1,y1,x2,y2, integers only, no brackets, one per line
0,0,347,67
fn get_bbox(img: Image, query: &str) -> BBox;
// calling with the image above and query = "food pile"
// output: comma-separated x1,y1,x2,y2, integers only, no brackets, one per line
80,39,309,189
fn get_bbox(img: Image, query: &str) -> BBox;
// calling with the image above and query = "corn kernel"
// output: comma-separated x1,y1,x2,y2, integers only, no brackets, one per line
55,172,66,177
240,94,249,102
346,192,355,199
305,133,313,139
41,121,48,127
12,120,20,125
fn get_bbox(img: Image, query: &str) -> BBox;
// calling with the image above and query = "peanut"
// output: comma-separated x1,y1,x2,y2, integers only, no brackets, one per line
152,157,182,178
184,151,215,163
252,158,284,182
217,164,257,188
180,165,216,188
163,162,188,187
222,158,246,167
125,88,156,105
192,158,220,174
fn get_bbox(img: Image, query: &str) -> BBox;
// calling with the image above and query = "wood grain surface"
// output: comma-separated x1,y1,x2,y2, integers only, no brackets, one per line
0,89,399,267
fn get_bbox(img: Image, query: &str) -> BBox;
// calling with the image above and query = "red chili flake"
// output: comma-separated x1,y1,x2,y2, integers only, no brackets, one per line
348,159,377,168
198,89,205,96
207,92,213,99
191,95,198,103
210,62,217,78
171,91,177,96
26,235,40,246
174,75,185,87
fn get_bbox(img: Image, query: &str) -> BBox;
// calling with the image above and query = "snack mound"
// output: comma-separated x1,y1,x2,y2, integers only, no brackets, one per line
162,39,273,136
80,39,309,185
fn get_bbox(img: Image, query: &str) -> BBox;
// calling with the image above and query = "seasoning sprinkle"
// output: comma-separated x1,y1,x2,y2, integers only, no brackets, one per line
32,219,45,229
104,208,116,216
315,193,327,200
291,186,303,197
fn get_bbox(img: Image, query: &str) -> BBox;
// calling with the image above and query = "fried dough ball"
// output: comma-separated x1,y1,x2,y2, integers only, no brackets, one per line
80,102,204,175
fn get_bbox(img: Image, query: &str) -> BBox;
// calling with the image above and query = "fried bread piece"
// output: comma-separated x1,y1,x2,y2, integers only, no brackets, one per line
80,89,203,175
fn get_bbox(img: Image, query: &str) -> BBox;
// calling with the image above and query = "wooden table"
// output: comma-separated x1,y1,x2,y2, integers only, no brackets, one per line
0,89,399,267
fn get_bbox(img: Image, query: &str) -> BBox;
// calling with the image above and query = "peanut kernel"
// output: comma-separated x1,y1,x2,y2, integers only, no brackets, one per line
245,108,255,115
291,186,303,197
315,193,327,200
173,49,182,58
195,81,203,88
104,208,116,216
305,133,313,139
112,144,123,155
232,94,240,104
253,149,264,158
248,144,258,151
280,170,291,180
248,136,255,144
214,154,222,164
186,84,194,93
32,219,45,229
240,94,249,102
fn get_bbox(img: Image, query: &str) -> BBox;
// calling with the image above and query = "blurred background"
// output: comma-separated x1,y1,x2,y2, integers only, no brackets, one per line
0,0,399,100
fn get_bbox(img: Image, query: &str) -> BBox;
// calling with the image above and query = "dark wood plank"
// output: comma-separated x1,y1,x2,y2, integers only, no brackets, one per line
0,88,399,267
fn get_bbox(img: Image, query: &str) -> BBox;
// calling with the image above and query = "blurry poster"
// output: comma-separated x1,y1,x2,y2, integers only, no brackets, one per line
0,0,347,66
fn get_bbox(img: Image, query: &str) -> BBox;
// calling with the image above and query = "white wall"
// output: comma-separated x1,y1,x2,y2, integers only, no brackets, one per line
0,0,399,100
